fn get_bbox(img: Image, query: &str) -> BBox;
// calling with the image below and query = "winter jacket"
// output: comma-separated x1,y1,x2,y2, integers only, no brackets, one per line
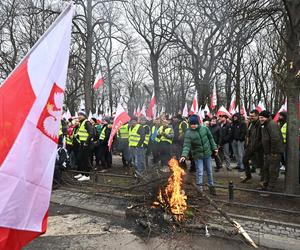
209,124,221,146
219,122,233,146
261,118,284,154
245,119,262,153
232,120,247,141
181,125,217,160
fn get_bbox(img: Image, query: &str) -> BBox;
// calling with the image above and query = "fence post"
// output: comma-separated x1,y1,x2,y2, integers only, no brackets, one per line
229,181,234,202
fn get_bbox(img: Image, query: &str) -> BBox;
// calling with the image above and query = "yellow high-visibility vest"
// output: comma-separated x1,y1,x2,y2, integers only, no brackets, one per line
158,127,173,144
143,125,150,145
179,120,189,135
77,119,89,142
151,125,162,142
100,126,107,140
281,123,287,143
129,124,141,147
117,124,129,139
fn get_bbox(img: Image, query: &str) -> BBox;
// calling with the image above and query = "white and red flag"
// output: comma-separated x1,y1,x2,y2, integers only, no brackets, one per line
0,4,73,250
217,106,231,117
93,69,104,90
203,104,211,118
146,92,156,119
140,104,147,117
108,103,131,150
256,101,266,113
182,102,188,117
210,83,217,110
190,91,198,115
273,100,287,122
240,100,247,119
229,94,236,115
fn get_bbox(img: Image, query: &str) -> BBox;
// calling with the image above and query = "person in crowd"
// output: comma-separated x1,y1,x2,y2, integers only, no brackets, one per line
177,114,189,168
74,111,94,181
209,116,223,172
171,115,181,160
99,117,113,169
150,118,162,164
180,115,218,195
278,111,287,173
259,110,284,191
117,122,131,167
241,110,263,183
218,115,233,171
90,117,101,168
231,113,247,172
129,116,146,175
140,116,151,169
157,119,174,170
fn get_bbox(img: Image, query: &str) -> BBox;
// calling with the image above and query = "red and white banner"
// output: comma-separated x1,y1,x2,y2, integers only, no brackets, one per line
190,91,198,115
93,70,104,90
273,100,287,122
229,94,236,115
146,92,156,119
217,106,231,117
182,102,188,117
108,103,131,150
256,101,266,113
210,83,217,110
0,4,73,250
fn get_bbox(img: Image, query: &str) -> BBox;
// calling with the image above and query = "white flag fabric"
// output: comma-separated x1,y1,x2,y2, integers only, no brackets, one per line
182,102,188,117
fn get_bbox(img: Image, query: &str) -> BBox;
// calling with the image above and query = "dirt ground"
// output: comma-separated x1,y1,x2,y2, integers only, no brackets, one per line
25,203,274,250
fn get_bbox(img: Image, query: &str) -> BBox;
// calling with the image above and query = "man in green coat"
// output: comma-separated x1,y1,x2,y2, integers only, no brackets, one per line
180,115,218,194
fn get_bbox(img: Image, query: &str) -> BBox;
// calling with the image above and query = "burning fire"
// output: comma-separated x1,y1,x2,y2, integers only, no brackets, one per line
153,158,187,221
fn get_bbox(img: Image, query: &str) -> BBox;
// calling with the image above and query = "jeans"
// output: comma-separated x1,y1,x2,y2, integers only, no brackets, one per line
195,157,214,187
232,140,245,169
219,143,231,168
132,147,145,173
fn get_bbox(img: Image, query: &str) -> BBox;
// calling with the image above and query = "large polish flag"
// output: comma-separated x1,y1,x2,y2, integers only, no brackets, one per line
93,70,104,90
108,103,131,150
0,4,74,250
190,91,198,115
273,100,287,122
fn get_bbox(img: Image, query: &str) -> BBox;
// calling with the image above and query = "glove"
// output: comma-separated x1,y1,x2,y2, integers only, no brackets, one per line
179,156,186,163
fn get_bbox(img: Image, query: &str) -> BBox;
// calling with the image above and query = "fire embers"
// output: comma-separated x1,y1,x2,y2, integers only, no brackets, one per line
153,158,187,221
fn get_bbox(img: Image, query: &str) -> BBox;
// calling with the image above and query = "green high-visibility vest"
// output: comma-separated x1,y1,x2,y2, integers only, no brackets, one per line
281,123,287,143
144,125,150,145
129,124,141,147
118,124,129,139
100,126,107,140
159,127,173,144
58,123,63,136
179,120,189,135
77,120,89,142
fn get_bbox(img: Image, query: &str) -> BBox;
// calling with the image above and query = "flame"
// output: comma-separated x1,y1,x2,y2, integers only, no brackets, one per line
154,158,187,221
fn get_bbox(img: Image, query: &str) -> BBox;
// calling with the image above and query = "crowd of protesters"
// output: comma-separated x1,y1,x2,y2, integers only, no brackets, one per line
57,108,293,195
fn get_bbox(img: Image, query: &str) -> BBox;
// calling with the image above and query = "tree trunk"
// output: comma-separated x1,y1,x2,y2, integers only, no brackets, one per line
82,0,93,113
284,0,300,194
235,45,242,111
150,52,160,103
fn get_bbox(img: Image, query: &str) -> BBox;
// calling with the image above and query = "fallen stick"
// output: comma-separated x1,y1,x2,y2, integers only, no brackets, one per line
191,182,258,248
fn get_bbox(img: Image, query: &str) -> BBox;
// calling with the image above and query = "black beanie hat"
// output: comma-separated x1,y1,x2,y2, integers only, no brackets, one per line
259,110,271,118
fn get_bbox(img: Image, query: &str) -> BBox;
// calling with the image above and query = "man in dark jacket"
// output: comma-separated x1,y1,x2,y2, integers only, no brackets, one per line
99,117,113,169
241,110,263,182
219,115,233,171
209,116,223,171
259,110,284,191
180,115,218,195
231,113,247,171
74,111,95,181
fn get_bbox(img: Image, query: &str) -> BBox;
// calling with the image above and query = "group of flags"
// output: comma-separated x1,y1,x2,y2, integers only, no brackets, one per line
0,3,293,250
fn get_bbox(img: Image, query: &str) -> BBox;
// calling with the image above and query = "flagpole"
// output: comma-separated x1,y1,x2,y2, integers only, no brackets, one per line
0,3,74,85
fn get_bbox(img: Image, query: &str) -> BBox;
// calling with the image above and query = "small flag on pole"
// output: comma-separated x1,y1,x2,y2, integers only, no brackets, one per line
93,70,104,90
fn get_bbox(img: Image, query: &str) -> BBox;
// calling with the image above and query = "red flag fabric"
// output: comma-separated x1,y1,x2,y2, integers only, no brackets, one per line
108,104,131,150
93,70,104,90
210,83,217,110
256,101,266,113
190,91,198,115
146,92,156,119
273,100,287,122
0,4,73,249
